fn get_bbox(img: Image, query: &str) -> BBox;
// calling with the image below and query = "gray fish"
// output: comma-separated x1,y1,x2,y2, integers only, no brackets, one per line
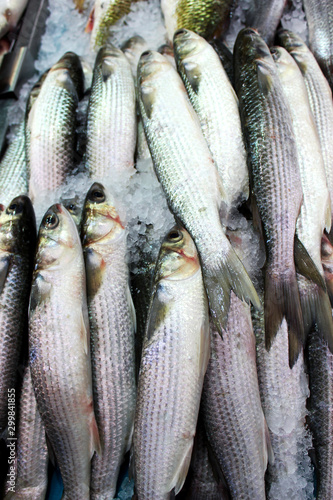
133,226,210,499
302,0,333,90
29,204,99,500
234,28,313,366
245,0,286,46
25,53,84,202
81,183,136,499
0,196,36,433
138,50,260,337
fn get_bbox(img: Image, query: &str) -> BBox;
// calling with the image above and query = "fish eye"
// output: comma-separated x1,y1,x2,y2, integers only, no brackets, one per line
7,202,23,215
43,213,59,229
167,229,183,243
90,189,105,203
66,203,76,211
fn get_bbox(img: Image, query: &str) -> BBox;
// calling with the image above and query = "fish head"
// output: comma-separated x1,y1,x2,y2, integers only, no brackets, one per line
26,70,49,116
36,204,80,270
276,29,308,73
95,44,127,82
50,52,84,99
0,196,36,254
154,225,200,282
81,182,124,248
173,28,205,60
122,36,149,73
271,46,298,83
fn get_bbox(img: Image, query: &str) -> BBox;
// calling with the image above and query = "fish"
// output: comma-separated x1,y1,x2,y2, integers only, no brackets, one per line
201,294,272,499
271,46,333,349
29,204,100,500
0,121,28,206
81,182,136,499
0,0,28,38
209,38,233,84
85,44,136,180
4,366,48,500
174,28,249,216
158,43,176,68
86,0,142,49
234,28,314,366
306,327,333,500
302,0,333,90
138,49,260,337
133,226,210,499
321,233,333,305
244,0,286,46
161,0,235,43
0,196,36,434
25,53,84,203
277,30,333,237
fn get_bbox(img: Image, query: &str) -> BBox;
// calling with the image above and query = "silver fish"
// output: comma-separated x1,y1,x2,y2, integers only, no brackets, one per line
245,0,286,46
138,50,260,336
29,204,99,500
81,183,136,499
133,226,210,499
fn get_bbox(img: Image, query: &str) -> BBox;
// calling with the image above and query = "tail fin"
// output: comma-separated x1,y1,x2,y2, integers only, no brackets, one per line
298,275,333,354
203,246,261,336
264,266,304,368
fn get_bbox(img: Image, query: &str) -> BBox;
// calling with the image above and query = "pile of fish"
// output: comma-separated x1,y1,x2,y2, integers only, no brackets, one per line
1,0,333,499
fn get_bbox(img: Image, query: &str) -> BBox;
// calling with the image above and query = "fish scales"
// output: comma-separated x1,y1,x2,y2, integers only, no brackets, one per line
202,293,269,499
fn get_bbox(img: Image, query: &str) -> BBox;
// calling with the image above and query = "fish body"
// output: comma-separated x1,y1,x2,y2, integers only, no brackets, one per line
202,293,271,499
302,0,333,90
161,0,234,43
81,183,136,499
29,204,99,500
138,49,260,337
174,29,249,215
85,45,136,179
277,30,333,234
245,0,286,46
0,196,36,433
0,0,28,38
26,53,84,202
234,28,304,365
133,226,210,499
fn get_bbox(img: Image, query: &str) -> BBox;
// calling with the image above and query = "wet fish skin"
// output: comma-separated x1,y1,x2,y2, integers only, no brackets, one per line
26,53,84,202
244,0,285,46
4,366,48,500
133,226,210,499
234,28,304,366
0,196,36,433
174,28,249,215
138,49,260,337
277,29,333,234
29,204,99,500
0,0,28,38
209,38,234,84
86,44,136,179
302,0,333,91
202,293,271,500
161,0,235,43
81,183,136,499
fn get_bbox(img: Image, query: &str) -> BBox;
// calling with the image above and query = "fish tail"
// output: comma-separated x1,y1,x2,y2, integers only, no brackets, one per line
264,265,304,368
203,246,261,336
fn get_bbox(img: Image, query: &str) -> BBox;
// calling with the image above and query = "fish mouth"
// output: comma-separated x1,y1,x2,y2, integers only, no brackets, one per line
138,50,169,82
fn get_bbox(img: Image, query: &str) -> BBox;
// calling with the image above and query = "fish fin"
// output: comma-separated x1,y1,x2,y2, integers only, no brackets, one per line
264,265,303,367
325,195,332,233
256,60,273,96
85,6,94,33
182,61,201,94
128,446,135,481
263,416,274,466
0,254,11,294
90,414,101,458
321,234,333,306
199,314,210,379
204,246,261,336
206,437,231,496
140,86,155,120
250,195,265,257
45,434,57,467
299,277,333,354
85,249,105,298
166,438,194,495
294,235,326,290
145,286,172,341
126,283,137,334
29,274,52,315
80,308,89,355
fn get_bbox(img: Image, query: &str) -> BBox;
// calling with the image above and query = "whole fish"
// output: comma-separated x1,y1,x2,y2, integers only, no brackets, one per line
234,28,311,366
0,121,28,206
0,196,36,433
302,0,333,90
161,0,235,43
174,29,249,215
29,204,99,500
4,366,48,500
85,45,136,179
271,46,333,343
86,0,141,49
25,53,84,202
133,226,210,499
81,183,136,499
0,0,28,38
244,0,286,46
138,50,260,337
201,293,272,499
277,30,333,235
307,327,333,500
